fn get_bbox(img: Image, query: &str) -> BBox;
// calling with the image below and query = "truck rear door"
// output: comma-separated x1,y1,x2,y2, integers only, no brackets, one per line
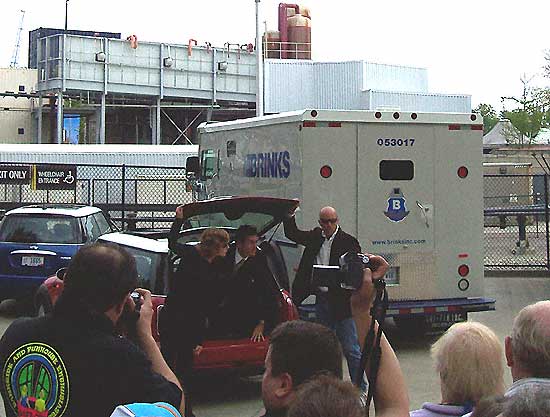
357,121,436,301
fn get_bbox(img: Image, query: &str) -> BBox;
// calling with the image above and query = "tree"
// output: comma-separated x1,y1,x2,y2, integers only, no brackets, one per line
473,103,499,134
501,75,550,145
544,50,550,79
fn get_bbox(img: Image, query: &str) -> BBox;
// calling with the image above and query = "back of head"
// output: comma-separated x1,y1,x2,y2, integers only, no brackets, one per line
269,320,343,387
61,242,138,313
431,321,505,404
287,374,363,417
199,228,229,258
503,382,550,417
510,300,550,378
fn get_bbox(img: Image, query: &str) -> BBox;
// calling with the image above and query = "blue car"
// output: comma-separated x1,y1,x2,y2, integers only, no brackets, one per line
0,205,116,309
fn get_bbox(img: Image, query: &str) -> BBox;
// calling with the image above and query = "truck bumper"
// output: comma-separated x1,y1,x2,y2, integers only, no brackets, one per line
386,297,496,317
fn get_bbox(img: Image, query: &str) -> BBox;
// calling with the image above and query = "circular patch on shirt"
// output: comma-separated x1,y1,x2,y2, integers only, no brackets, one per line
3,342,70,417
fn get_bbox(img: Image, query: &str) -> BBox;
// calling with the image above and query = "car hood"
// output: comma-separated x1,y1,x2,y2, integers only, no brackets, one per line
180,196,299,236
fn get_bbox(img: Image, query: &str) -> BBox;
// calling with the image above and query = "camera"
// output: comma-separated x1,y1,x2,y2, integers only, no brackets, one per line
130,291,142,312
312,252,371,291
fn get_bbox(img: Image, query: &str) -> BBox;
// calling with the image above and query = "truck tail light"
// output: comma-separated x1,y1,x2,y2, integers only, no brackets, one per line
320,165,332,178
458,166,469,178
458,264,469,277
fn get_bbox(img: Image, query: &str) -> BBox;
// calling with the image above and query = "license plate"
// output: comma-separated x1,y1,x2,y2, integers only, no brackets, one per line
426,312,466,326
21,256,44,267
385,266,400,285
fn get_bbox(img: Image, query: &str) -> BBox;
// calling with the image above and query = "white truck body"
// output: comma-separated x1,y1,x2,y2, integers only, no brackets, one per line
197,110,494,320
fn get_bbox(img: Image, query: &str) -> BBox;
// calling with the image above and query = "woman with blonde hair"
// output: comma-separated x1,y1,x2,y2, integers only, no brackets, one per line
160,206,230,417
410,321,505,417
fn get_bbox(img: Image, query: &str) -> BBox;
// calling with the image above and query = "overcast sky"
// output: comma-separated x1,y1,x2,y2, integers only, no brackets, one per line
1,0,549,111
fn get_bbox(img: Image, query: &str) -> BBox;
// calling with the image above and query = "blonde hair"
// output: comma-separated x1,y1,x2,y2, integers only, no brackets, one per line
199,228,229,258
511,301,550,377
431,321,505,404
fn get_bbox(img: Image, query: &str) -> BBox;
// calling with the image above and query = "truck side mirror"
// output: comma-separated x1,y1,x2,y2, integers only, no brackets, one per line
186,156,200,175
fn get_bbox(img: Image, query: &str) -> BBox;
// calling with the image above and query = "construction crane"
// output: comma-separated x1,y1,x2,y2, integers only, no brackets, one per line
10,10,26,67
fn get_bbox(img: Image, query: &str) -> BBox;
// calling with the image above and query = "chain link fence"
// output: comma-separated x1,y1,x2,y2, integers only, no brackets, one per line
0,163,193,230
484,174,550,270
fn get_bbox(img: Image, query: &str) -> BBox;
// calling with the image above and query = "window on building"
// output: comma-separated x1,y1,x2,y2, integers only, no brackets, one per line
18,85,25,92
18,128,25,135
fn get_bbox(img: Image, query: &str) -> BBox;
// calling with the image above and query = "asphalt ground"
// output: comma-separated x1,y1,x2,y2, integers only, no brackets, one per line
1,275,549,417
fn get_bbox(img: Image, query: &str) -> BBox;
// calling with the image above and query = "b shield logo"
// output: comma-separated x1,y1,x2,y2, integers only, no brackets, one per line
3,343,70,417
384,189,410,222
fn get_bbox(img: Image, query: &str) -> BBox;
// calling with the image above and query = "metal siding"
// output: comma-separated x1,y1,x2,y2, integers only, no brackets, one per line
0,144,198,166
367,90,471,113
363,62,428,93
40,35,256,103
315,61,363,110
264,60,448,113
264,60,316,113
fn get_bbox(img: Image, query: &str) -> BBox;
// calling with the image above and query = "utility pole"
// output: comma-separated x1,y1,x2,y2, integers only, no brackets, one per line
65,0,69,32
10,10,25,67
255,0,264,117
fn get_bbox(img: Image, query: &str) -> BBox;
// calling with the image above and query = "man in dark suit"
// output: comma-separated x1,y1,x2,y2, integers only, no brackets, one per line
283,206,365,388
215,225,275,341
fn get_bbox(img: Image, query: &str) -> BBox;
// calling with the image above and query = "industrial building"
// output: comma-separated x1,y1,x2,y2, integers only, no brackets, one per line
0,68,38,144
1,3,472,145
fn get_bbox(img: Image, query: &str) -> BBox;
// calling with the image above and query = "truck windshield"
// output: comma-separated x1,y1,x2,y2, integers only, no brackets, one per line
0,215,82,244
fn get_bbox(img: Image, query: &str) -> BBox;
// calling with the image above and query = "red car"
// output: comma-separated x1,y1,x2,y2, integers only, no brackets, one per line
35,197,300,372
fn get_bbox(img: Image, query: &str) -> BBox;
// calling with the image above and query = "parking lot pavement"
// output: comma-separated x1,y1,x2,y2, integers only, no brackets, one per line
1,275,550,417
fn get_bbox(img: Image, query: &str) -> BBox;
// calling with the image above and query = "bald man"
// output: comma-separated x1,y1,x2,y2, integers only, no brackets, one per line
283,206,365,388
460,300,550,417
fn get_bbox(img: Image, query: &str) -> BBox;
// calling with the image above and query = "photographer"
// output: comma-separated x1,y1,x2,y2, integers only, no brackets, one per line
0,243,184,417
259,255,409,417
283,206,365,387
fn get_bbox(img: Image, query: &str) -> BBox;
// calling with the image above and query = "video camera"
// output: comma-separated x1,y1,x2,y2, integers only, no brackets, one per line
312,252,371,291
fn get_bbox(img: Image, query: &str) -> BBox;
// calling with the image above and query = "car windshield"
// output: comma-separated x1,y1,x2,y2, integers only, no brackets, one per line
183,212,276,234
0,215,82,244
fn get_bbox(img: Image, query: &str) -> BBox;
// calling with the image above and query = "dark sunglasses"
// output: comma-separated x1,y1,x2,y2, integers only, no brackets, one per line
319,218,338,224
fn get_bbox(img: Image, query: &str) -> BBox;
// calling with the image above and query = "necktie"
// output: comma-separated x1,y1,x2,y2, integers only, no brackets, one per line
234,258,246,272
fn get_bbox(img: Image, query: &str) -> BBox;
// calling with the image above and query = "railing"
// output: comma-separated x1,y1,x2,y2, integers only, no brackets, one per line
0,162,192,230
484,174,550,270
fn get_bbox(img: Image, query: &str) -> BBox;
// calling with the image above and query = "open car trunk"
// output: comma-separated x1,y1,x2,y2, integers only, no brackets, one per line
160,196,300,371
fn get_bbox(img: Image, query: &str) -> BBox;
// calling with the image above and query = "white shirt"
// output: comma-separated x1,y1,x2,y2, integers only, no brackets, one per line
315,225,339,266
235,250,246,265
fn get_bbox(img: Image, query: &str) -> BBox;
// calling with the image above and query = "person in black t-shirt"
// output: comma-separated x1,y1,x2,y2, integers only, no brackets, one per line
0,243,184,417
